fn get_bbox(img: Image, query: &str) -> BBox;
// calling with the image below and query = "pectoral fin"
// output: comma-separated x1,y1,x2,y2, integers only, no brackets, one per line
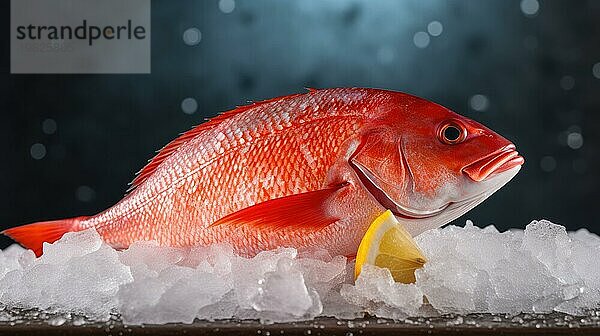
210,184,348,232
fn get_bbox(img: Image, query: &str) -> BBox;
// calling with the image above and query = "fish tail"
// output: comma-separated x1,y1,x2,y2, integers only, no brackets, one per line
2,216,88,257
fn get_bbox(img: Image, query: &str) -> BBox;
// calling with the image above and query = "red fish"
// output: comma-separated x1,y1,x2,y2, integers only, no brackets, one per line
4,88,524,257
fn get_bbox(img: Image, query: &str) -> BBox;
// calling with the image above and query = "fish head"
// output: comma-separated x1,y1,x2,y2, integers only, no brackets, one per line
351,92,524,235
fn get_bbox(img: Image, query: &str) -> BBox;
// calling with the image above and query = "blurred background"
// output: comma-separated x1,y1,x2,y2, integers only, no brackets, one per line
1,0,598,248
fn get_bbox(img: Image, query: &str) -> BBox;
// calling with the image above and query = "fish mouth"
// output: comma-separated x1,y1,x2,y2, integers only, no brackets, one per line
462,144,524,182
352,151,522,225
351,161,448,220
403,165,521,236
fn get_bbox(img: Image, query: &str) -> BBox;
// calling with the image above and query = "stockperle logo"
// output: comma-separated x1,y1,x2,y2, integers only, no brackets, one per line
11,0,150,74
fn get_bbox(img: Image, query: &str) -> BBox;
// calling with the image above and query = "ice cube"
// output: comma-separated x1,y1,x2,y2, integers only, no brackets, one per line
250,257,321,319
341,265,423,319
0,245,27,278
415,254,485,313
320,260,364,319
119,268,232,324
297,255,347,298
487,248,563,313
119,241,184,279
231,248,297,310
555,234,600,315
523,220,577,283
182,243,234,275
569,228,600,246
38,229,104,265
0,232,131,319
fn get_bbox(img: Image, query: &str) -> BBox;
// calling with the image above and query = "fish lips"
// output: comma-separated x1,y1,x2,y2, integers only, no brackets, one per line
462,144,524,182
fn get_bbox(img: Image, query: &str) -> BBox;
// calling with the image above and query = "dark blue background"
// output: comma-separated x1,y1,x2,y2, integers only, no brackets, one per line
1,0,598,248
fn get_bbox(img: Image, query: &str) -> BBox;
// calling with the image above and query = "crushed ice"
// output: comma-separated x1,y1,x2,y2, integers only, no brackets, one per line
0,219,599,324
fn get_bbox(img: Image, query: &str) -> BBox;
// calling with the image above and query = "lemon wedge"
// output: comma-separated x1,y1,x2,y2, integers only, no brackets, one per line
355,210,427,284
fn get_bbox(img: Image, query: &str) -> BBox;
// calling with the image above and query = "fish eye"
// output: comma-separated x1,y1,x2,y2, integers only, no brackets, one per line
438,121,467,145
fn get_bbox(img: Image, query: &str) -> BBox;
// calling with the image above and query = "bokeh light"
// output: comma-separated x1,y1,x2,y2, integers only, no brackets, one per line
41,118,57,135
469,94,490,112
181,98,198,115
218,0,235,14
560,75,575,91
567,132,584,150
540,156,557,172
182,28,201,46
413,31,430,48
75,185,96,203
593,62,600,79
520,0,540,16
30,143,46,160
427,21,443,37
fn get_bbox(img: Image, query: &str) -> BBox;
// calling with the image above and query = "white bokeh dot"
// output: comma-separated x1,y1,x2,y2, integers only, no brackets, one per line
219,0,235,14
560,75,575,90
76,185,96,203
30,143,46,160
592,62,600,79
469,94,489,112
181,97,198,115
567,132,583,149
42,118,57,135
182,28,201,46
540,156,556,172
427,21,443,37
413,31,430,49
520,0,539,16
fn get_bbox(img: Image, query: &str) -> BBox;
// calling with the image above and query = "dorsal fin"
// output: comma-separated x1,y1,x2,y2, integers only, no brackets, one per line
127,93,305,192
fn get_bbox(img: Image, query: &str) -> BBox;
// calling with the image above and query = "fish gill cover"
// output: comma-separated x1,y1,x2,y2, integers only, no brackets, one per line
0,219,598,325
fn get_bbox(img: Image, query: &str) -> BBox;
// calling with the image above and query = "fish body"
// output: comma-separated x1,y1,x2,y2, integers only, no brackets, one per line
4,88,524,257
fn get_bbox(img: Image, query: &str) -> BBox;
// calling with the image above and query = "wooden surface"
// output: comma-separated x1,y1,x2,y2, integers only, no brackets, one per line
1,311,600,336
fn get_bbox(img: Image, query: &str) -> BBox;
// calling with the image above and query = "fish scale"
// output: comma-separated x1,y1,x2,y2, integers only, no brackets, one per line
3,88,523,257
